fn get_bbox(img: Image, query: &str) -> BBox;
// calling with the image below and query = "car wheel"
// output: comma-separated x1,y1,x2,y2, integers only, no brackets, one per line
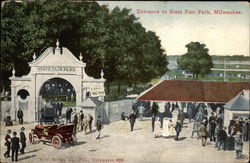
52,136,62,149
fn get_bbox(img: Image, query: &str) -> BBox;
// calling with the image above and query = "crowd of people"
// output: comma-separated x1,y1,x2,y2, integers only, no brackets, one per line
127,101,249,160
4,127,26,162
3,100,249,161
65,109,103,139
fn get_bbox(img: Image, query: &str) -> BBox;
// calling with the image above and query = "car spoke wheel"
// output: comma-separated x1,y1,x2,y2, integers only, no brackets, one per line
52,136,62,149
29,133,34,144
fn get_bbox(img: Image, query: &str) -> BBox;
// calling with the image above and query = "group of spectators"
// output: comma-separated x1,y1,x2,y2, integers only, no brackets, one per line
73,110,103,139
4,127,26,162
128,101,249,160
191,106,249,160
65,108,94,135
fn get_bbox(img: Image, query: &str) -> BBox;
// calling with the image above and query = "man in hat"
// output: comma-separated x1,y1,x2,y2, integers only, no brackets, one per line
235,132,243,159
80,110,84,131
4,129,11,158
151,102,159,132
245,118,249,141
199,122,208,146
175,120,182,141
228,117,236,136
11,131,20,162
217,126,227,151
232,119,241,136
128,111,137,132
20,127,26,154
96,115,103,139
88,114,94,132
17,108,23,124
72,109,78,135
209,120,216,142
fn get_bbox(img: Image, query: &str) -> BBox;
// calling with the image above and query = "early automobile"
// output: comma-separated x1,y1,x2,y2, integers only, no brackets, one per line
29,124,77,149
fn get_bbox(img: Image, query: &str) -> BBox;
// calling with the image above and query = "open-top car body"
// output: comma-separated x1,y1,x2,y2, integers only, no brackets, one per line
29,124,77,148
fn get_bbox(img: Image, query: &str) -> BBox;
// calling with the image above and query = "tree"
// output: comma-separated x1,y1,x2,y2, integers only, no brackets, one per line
177,42,213,80
1,1,168,96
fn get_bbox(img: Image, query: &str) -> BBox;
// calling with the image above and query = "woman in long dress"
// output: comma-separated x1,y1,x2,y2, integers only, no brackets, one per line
168,119,175,136
154,117,162,138
172,109,178,124
162,118,169,137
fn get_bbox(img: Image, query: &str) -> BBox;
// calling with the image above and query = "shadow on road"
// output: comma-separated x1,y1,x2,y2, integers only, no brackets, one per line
75,141,87,146
101,135,110,139
25,149,42,154
205,142,213,146
178,137,187,141
84,129,97,134
19,154,36,161
164,136,175,139
134,128,143,131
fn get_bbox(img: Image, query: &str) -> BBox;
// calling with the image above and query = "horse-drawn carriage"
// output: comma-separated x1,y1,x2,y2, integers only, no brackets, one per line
29,124,77,149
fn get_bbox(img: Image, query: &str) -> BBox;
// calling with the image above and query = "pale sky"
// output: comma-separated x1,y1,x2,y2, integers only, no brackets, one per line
98,1,249,56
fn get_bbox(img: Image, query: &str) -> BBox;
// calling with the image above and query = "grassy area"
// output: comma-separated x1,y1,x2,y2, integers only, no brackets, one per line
104,81,152,102
166,71,249,82
213,64,250,69
212,70,250,75
150,78,161,85
62,101,76,107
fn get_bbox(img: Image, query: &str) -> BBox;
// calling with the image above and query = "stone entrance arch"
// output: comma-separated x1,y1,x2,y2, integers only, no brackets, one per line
10,40,105,122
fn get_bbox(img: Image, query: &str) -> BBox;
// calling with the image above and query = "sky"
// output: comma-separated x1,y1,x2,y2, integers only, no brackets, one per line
98,1,249,56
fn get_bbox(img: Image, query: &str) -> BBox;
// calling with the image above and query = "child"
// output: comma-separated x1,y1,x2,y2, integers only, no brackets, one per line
235,132,243,159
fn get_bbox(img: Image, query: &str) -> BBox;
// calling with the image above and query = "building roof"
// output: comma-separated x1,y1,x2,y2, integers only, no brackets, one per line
224,94,249,111
137,80,250,103
78,97,103,108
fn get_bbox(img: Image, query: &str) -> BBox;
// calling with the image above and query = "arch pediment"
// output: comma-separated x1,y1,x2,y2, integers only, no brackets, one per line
29,47,85,68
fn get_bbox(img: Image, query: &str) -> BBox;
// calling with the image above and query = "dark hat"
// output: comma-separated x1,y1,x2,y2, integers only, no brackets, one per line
98,115,101,118
21,127,25,131
13,131,17,136
7,129,11,134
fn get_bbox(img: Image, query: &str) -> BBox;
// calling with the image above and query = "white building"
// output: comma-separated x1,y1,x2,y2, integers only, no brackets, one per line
9,40,105,122
224,89,250,127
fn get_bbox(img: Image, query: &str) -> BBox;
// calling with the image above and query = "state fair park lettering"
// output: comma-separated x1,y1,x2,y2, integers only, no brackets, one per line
37,66,76,72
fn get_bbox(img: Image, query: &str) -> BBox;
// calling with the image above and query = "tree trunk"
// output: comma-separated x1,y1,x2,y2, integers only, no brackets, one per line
117,81,121,99
133,81,137,88
106,80,110,95
195,74,199,80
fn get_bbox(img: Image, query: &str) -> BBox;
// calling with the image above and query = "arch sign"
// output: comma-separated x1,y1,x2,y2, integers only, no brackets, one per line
9,40,105,122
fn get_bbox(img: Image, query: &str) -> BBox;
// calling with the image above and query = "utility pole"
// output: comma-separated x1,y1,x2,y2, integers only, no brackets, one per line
224,57,227,81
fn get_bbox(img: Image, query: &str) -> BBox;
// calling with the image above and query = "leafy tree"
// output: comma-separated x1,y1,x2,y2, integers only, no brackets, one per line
1,1,168,97
177,42,213,80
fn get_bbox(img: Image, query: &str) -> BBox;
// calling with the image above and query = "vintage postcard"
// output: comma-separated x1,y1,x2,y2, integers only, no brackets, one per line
0,1,249,163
